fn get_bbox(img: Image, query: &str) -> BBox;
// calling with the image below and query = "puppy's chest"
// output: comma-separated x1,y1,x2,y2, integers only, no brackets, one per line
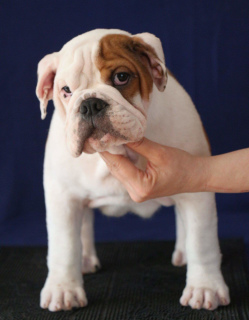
74,157,128,200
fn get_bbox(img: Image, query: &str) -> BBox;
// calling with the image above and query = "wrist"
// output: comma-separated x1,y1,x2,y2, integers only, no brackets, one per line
191,155,210,193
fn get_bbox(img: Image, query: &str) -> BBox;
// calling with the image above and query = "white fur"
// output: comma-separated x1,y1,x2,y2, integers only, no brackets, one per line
37,29,230,311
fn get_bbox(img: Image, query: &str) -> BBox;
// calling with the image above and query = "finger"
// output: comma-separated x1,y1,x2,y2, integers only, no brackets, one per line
100,152,143,185
101,152,156,202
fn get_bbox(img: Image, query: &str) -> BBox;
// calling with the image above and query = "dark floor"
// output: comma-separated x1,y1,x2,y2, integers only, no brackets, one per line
0,239,248,320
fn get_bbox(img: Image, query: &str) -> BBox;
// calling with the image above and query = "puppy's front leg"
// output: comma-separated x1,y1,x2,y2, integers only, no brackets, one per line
41,184,87,312
175,193,230,310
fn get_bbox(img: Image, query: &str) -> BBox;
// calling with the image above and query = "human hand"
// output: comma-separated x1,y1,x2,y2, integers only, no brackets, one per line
100,138,205,202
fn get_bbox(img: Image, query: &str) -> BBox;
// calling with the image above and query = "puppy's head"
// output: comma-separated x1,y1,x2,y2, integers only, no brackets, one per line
36,29,167,156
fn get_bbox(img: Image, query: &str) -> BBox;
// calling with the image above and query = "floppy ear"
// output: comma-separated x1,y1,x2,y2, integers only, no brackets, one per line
133,33,167,92
36,52,59,119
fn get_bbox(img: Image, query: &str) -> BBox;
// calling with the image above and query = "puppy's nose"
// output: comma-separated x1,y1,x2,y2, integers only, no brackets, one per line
80,98,108,118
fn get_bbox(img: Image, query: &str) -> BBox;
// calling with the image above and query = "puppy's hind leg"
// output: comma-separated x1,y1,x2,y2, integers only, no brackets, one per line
172,206,187,266
81,208,101,274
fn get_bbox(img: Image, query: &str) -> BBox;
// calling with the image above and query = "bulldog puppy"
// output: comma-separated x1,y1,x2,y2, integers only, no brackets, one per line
36,29,230,312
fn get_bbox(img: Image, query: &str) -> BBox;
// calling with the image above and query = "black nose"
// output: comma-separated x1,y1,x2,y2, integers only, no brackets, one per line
79,98,108,119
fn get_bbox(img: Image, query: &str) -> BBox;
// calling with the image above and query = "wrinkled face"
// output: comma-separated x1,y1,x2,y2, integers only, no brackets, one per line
36,30,167,157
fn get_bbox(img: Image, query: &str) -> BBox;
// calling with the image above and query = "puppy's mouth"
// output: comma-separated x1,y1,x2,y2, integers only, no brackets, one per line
66,97,128,157
75,124,127,156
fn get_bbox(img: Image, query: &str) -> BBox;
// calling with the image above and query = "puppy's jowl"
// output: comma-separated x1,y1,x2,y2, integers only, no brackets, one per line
36,29,230,311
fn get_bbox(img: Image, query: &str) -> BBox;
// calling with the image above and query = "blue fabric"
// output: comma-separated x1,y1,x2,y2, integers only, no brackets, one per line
0,0,249,246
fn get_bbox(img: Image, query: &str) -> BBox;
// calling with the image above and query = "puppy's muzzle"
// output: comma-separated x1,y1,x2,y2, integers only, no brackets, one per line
79,98,108,123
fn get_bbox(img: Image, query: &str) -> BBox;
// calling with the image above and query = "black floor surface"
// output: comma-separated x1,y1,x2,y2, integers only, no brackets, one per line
0,239,248,320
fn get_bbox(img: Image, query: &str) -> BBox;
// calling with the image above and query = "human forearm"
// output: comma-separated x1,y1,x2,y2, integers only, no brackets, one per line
201,148,249,193
100,139,249,202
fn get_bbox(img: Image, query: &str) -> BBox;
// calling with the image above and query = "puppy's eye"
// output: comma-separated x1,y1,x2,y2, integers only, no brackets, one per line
62,86,71,93
113,73,130,86
62,86,72,98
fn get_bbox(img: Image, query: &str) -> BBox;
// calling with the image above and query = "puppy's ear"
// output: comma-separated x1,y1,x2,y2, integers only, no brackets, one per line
132,33,167,92
36,52,59,119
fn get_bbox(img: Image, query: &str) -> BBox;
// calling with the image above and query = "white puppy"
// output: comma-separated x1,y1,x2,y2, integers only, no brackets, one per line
36,29,230,312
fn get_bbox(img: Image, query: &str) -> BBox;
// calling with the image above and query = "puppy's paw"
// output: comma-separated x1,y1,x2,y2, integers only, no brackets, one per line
82,255,101,274
40,278,87,312
171,249,187,266
180,284,230,310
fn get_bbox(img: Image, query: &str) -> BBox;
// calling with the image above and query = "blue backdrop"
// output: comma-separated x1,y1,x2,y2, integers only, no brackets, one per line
1,1,249,255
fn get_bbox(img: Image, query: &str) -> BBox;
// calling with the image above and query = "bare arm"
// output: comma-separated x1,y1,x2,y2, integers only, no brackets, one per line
203,148,249,193
100,138,249,202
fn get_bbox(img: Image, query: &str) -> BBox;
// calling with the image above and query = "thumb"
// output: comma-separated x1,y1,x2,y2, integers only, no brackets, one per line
126,137,163,162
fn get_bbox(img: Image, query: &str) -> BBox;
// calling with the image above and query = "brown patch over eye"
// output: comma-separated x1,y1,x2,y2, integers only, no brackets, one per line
96,34,154,102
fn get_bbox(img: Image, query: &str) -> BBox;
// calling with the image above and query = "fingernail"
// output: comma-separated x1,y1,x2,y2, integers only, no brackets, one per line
99,152,106,159
99,153,110,165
